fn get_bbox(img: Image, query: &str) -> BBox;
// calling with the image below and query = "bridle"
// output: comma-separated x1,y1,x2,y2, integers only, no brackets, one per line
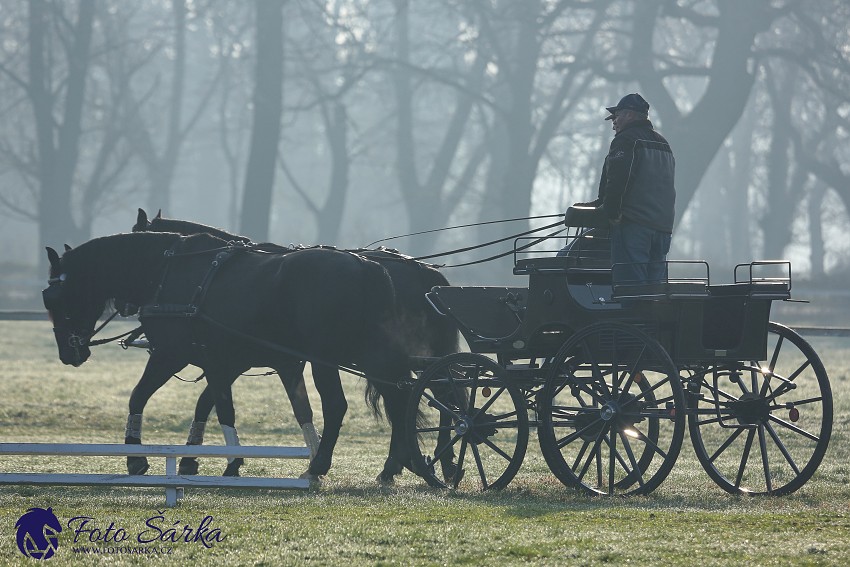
43,275,136,355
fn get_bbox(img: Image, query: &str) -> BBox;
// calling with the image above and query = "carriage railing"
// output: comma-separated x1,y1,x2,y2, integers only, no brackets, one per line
732,261,792,298
513,229,610,275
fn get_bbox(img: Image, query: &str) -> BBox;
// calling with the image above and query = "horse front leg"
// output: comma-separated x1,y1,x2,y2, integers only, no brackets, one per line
277,360,321,459
126,353,185,475
177,386,216,475
304,365,347,479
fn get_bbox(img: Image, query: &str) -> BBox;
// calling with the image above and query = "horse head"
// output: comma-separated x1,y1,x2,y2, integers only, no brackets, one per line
43,246,103,366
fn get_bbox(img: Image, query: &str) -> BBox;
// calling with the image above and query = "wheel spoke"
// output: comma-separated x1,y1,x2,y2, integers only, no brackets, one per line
576,428,607,484
474,431,514,463
627,426,669,460
757,424,773,494
763,421,801,475
771,360,812,398
767,414,821,442
708,426,745,463
431,433,463,464
465,366,480,413
608,428,617,495
454,437,468,488
617,429,646,488
580,338,612,398
472,385,509,417
421,389,462,420
556,414,606,450
768,334,784,374
571,439,592,471
470,442,488,489
734,428,756,489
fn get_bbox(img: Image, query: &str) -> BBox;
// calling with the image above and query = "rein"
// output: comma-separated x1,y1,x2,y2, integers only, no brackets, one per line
364,213,565,248
411,218,567,266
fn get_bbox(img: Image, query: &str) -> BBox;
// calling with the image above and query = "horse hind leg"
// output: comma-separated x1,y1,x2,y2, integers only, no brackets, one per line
204,373,244,477
277,360,321,460
221,425,243,477
304,365,347,479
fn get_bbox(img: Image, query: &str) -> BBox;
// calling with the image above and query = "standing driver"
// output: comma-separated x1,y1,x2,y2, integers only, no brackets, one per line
579,93,676,286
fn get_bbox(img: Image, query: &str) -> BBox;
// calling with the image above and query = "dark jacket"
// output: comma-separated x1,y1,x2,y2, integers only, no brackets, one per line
593,119,676,233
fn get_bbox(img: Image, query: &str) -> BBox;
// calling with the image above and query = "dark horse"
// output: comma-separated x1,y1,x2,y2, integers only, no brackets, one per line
131,209,459,481
44,232,419,482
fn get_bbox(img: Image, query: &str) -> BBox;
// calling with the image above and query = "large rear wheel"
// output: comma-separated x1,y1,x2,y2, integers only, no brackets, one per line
688,322,832,495
407,353,529,490
539,322,685,496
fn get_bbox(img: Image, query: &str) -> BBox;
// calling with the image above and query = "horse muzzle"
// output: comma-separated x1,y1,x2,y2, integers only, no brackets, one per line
54,329,91,366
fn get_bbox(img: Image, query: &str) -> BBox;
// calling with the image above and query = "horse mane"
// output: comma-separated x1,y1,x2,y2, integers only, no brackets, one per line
140,213,251,244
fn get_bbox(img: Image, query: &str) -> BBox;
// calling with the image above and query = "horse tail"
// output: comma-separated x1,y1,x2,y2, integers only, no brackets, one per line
419,266,460,357
357,255,399,420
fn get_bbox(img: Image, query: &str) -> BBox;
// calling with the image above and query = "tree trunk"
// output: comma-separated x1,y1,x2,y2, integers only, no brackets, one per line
315,102,349,244
146,0,187,213
632,1,772,227
240,0,285,242
808,180,827,280
30,0,95,265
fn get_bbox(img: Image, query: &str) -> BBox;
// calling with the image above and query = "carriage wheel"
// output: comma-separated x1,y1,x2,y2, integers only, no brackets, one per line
538,322,685,496
688,322,832,495
406,353,529,490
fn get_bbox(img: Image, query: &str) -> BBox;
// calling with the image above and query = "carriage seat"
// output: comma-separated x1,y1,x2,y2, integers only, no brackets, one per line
612,280,709,301
708,282,791,300
513,256,611,276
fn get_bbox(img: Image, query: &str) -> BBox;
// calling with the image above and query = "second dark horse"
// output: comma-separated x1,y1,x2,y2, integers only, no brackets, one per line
130,209,458,482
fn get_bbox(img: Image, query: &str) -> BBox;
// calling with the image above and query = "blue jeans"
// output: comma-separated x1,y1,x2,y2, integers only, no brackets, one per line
610,220,671,285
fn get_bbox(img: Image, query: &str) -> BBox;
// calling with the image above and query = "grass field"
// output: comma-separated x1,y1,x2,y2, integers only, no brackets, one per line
0,320,848,566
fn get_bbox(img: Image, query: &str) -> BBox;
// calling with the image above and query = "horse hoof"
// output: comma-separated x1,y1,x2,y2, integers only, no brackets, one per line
442,463,465,487
299,470,324,485
127,456,149,476
376,472,396,486
222,458,243,477
178,457,199,476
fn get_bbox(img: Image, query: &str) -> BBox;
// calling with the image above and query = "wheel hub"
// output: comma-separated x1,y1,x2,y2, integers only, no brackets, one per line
732,392,770,425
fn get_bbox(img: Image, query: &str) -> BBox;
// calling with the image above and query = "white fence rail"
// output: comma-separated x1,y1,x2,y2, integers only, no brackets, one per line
0,443,311,506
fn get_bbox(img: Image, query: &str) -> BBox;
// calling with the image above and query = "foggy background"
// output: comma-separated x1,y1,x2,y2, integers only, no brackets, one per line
1,0,848,317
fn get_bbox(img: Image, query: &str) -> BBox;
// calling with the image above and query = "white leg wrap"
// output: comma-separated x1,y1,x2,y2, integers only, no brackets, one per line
221,425,240,464
187,420,206,445
301,422,321,459
125,414,143,440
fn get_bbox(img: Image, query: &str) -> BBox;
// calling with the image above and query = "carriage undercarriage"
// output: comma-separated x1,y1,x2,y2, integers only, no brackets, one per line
404,207,832,496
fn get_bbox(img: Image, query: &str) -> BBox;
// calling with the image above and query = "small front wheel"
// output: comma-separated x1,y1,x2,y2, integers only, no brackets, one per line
407,353,529,490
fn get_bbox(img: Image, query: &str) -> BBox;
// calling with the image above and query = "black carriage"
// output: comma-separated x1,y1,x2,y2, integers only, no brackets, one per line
406,206,833,496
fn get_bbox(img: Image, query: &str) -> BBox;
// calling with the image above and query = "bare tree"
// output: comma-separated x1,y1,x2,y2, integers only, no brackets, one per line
239,0,285,242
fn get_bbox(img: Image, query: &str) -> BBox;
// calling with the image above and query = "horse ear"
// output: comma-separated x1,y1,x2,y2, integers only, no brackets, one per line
155,209,162,219
46,247,61,269
137,208,148,225
64,244,72,252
